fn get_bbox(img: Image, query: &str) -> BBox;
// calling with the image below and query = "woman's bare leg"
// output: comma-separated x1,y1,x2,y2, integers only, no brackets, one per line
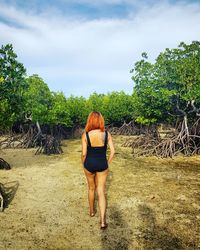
84,168,96,215
95,168,108,226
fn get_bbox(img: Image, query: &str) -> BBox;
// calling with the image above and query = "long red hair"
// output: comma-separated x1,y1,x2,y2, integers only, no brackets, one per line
85,111,105,132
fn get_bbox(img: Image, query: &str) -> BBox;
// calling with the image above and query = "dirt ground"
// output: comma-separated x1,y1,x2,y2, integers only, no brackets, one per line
0,135,200,250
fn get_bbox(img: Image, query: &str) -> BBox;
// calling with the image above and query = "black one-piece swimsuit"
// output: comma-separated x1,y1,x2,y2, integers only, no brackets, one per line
84,130,108,173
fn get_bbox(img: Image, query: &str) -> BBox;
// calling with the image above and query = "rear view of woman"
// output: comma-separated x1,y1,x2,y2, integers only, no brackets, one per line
81,111,115,229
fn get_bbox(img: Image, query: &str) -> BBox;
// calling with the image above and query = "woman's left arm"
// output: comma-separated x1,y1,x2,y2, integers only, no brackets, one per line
81,132,87,164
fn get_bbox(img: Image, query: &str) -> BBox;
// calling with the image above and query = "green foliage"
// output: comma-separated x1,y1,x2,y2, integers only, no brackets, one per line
66,95,91,127
48,92,72,126
4,41,200,130
86,92,106,115
103,91,135,125
86,91,135,126
0,44,27,129
131,41,200,124
24,74,53,124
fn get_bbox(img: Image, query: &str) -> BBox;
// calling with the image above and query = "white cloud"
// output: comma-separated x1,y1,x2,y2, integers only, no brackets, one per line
0,1,200,97
59,0,140,6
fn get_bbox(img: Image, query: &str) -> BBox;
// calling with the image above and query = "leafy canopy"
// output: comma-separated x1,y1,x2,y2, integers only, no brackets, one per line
130,41,200,125
0,44,27,128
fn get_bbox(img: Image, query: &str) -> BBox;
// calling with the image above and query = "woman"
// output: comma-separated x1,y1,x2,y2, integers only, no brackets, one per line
81,111,115,229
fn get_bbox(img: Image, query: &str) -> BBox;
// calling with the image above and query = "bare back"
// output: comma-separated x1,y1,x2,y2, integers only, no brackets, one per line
87,129,106,147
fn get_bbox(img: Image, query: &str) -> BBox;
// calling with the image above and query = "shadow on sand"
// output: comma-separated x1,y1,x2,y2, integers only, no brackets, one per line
101,205,133,250
0,181,19,211
137,203,183,250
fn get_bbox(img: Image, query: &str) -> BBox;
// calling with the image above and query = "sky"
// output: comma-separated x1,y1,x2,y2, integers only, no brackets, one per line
0,0,200,98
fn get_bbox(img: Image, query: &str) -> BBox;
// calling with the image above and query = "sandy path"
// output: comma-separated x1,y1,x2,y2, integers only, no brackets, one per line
0,136,200,249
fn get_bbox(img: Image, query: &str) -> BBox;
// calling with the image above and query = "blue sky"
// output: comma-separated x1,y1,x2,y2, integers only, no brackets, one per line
0,0,200,98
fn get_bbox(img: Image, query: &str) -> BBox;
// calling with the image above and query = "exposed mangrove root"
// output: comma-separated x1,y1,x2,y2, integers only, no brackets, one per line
122,134,159,148
0,185,4,212
123,119,200,158
108,121,136,135
35,134,63,155
107,120,151,135
0,134,23,148
0,158,11,170
0,122,63,155
0,181,19,212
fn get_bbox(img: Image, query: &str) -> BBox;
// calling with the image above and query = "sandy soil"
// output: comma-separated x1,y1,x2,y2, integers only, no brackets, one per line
0,135,200,250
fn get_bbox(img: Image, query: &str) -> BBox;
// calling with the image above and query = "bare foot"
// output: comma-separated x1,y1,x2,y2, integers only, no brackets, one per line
100,221,108,229
90,210,96,217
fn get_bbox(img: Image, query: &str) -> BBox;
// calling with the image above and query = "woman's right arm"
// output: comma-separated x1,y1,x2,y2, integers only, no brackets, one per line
81,132,87,164
107,132,115,164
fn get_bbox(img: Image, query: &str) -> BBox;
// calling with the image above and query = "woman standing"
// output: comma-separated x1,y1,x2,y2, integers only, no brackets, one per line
81,111,115,229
